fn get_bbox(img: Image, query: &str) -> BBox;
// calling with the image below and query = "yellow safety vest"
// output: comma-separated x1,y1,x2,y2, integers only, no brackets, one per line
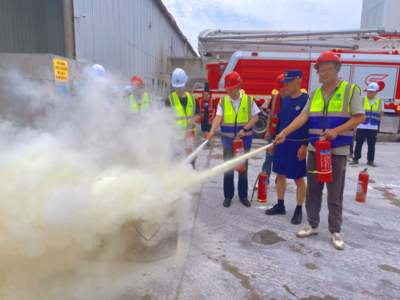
362,97,382,125
309,81,359,148
130,93,152,113
168,92,196,139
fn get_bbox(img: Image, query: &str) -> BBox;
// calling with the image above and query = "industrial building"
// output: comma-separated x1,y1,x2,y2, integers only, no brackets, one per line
361,0,400,30
0,0,197,91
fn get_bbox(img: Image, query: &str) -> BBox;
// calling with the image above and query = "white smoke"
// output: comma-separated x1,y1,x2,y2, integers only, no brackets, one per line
0,67,201,299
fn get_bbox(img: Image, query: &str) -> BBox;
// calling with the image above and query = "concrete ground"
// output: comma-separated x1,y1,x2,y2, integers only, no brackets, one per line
100,132,400,300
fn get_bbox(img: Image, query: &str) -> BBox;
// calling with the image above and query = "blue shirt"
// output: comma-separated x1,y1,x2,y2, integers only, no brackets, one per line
276,93,309,150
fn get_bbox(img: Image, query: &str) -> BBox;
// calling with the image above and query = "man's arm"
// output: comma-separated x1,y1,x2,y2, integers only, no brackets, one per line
322,114,366,140
237,114,259,139
275,113,309,144
207,115,223,140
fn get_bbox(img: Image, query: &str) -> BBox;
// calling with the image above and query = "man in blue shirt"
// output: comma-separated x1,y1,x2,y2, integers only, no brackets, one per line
266,71,309,225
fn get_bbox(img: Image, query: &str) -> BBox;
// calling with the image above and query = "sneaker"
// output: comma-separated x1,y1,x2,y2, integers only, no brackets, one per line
240,198,251,207
291,210,303,225
223,198,231,207
296,224,318,237
367,161,377,167
265,204,286,215
332,233,345,250
349,160,359,165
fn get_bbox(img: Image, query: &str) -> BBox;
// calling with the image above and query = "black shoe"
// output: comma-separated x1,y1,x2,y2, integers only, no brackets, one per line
223,198,232,207
291,210,303,225
367,161,377,167
240,198,251,207
349,160,359,165
265,204,286,215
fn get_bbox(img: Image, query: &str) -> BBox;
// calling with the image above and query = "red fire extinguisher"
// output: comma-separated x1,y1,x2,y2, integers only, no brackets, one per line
186,129,197,157
257,173,268,202
356,168,369,203
232,139,246,172
315,137,332,183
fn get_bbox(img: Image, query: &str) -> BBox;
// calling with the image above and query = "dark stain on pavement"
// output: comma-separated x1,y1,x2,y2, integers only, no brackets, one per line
299,296,339,300
299,243,305,247
220,260,263,300
313,252,323,257
283,285,297,297
369,179,376,183
210,154,223,159
380,279,400,291
343,208,360,216
141,295,152,300
251,230,286,245
378,264,400,274
306,263,317,270
290,245,306,255
373,186,400,207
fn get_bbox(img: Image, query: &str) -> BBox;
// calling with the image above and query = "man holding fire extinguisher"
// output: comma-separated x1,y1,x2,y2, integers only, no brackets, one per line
165,68,202,168
208,71,259,208
274,51,365,250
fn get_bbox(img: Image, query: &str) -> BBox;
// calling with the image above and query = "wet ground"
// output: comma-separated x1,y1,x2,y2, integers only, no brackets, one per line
99,132,400,300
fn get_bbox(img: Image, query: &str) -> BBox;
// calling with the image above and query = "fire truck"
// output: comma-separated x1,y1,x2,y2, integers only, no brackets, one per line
194,28,400,137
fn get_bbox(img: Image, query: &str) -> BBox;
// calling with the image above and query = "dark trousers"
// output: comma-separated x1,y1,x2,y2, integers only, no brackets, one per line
350,131,355,155
354,129,378,162
223,146,251,199
306,151,347,234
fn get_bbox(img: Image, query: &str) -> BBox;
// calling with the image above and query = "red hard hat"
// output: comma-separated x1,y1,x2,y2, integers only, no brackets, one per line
224,72,242,90
275,74,285,91
131,76,144,86
314,51,341,70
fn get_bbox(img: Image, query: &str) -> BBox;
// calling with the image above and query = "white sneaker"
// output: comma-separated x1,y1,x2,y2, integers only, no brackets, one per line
332,233,345,250
296,224,318,237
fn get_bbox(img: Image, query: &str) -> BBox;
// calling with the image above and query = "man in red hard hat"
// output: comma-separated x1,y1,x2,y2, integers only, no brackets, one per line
259,74,287,185
274,51,365,250
126,76,153,113
208,71,259,208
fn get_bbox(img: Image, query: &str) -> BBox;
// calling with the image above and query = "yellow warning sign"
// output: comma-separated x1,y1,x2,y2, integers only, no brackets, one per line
54,59,68,82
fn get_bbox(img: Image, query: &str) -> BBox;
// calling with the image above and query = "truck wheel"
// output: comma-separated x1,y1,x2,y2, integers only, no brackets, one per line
253,113,267,139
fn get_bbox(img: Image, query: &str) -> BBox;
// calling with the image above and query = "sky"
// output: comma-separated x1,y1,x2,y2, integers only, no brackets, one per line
163,0,364,54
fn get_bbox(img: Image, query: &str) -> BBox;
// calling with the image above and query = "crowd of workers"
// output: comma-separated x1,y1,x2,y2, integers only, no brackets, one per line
82,50,385,251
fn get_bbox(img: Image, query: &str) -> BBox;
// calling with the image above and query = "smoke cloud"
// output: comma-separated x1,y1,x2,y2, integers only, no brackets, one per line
0,67,201,299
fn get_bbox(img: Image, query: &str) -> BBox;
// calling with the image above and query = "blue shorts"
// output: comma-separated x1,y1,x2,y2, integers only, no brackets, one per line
272,146,306,179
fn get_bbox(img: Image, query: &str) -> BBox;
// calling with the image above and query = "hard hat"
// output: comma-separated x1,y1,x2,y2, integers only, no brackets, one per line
367,82,380,91
111,86,119,93
314,51,341,70
171,68,188,88
275,74,285,91
131,76,144,86
124,86,133,93
89,64,106,79
224,72,242,90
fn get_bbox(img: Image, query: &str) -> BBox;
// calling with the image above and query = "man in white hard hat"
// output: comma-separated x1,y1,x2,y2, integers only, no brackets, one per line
165,68,202,168
350,82,384,167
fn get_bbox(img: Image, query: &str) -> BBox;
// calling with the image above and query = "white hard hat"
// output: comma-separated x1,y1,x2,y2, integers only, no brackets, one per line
367,82,379,91
171,68,188,88
88,64,106,80
124,86,133,93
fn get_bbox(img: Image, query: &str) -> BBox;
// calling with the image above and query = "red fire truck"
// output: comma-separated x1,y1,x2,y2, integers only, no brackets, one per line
194,28,400,137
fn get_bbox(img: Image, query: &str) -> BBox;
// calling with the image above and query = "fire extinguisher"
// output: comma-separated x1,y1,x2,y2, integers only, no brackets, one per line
356,168,369,203
257,173,268,202
186,129,197,157
232,139,246,172
315,137,332,183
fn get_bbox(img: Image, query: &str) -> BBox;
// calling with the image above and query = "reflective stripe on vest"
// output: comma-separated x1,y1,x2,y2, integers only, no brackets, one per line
199,98,213,122
362,97,382,126
309,81,358,148
168,92,197,139
219,94,253,149
130,93,153,113
270,91,280,135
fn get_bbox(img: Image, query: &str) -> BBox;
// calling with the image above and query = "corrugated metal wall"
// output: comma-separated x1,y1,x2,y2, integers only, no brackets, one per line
0,0,66,56
73,0,195,84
